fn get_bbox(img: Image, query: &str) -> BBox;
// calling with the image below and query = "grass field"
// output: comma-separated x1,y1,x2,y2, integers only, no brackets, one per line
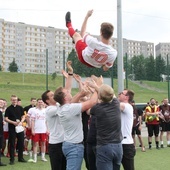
1,136,170,170
0,72,170,169
0,72,169,106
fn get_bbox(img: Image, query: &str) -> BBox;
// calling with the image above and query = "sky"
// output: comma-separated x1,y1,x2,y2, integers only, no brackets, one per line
0,0,170,45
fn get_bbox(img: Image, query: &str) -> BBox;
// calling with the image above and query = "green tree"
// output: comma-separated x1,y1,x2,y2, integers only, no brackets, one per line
155,55,166,81
145,55,156,81
51,72,57,85
131,55,146,80
8,58,18,72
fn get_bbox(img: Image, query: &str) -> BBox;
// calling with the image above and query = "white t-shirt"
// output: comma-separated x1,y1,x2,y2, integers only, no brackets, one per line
45,104,64,144
82,34,117,68
58,103,83,143
121,103,134,144
30,107,47,133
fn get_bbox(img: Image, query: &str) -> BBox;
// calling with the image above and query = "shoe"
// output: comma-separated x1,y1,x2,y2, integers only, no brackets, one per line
156,146,160,150
41,158,48,162
32,159,37,163
65,11,71,27
23,151,29,155
139,144,142,147
0,162,7,166
167,144,170,147
27,159,34,163
149,145,152,150
161,144,164,148
18,158,27,163
9,161,14,165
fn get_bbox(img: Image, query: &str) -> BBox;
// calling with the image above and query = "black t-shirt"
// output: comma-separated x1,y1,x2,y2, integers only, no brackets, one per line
91,98,123,146
0,111,3,136
5,105,24,131
24,105,35,113
82,111,90,142
87,115,97,145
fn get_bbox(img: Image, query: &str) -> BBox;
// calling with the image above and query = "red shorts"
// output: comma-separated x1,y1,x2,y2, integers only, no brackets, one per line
32,133,47,142
3,131,9,140
75,40,94,68
26,128,32,140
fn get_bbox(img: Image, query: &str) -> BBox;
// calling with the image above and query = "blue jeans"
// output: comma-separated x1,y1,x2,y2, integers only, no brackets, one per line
96,143,123,170
62,142,84,170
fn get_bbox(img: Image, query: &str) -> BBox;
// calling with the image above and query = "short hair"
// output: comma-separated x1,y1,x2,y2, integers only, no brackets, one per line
125,89,134,103
54,87,65,105
99,84,114,102
11,95,17,98
100,22,114,40
41,90,51,105
30,97,36,101
17,98,21,101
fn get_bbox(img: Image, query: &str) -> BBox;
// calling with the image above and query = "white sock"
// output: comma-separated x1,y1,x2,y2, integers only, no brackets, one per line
161,141,163,145
33,154,37,161
41,152,45,159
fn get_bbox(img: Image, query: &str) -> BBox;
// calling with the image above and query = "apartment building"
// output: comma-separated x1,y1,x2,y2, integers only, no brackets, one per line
0,18,155,74
155,43,170,61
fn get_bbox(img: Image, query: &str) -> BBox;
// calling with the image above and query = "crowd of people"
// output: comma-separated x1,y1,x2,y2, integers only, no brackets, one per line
0,9,170,170
0,62,170,170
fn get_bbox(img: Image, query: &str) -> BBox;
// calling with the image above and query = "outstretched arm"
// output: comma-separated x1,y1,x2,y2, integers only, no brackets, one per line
64,61,73,92
80,9,93,37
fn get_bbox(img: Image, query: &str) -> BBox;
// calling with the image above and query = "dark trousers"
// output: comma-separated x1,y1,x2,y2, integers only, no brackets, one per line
8,130,24,162
0,135,3,162
122,144,136,170
48,143,66,170
87,143,97,170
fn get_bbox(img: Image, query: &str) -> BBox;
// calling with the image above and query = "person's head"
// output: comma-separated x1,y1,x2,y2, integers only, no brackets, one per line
100,22,114,40
118,89,134,103
36,98,44,109
54,87,72,105
30,97,37,106
150,98,156,106
0,99,4,109
17,98,22,106
163,98,169,106
42,90,56,106
10,95,18,106
98,84,114,102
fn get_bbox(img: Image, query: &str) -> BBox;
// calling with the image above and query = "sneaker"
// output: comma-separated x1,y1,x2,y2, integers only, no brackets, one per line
23,151,29,155
27,159,34,163
41,158,48,162
167,144,170,147
149,145,152,150
65,11,71,27
161,144,164,148
32,159,37,163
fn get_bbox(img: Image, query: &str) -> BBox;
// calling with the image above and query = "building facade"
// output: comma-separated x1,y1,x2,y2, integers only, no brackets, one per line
0,18,155,74
155,43,170,61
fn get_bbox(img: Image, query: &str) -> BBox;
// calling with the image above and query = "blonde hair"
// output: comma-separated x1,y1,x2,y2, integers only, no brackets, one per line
99,84,114,102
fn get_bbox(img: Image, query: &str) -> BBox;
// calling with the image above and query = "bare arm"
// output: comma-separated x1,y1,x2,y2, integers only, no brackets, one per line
80,9,93,37
64,61,73,92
